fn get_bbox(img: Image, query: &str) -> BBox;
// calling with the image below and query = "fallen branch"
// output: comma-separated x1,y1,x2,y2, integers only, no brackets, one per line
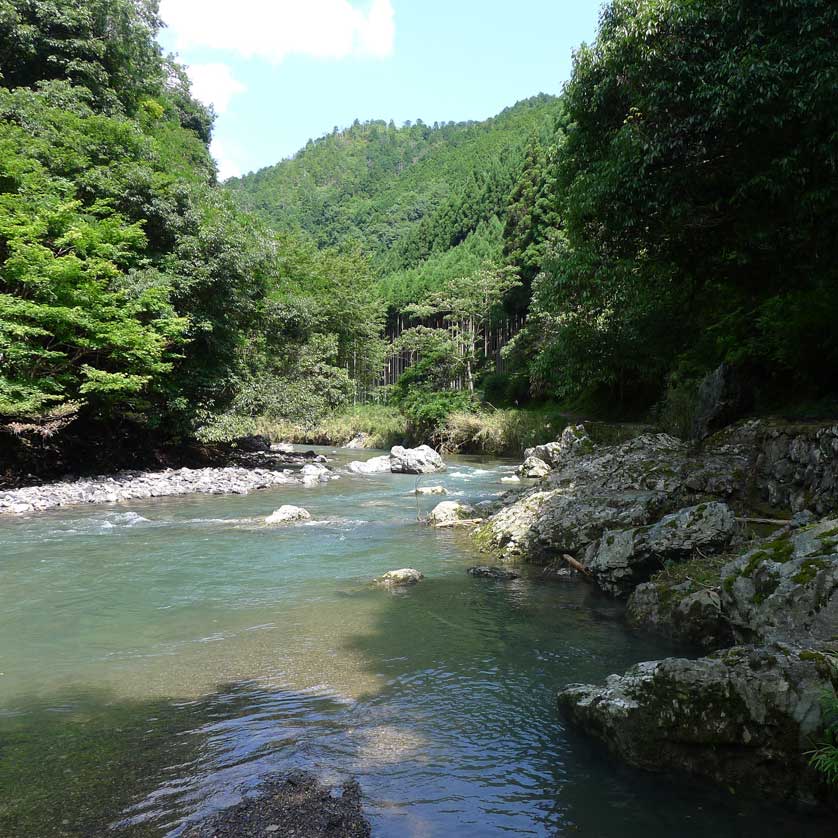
562,553,593,578
735,517,789,526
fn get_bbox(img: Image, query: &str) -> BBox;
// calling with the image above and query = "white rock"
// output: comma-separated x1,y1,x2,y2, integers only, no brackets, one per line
389,445,445,474
346,455,392,475
416,486,448,496
518,456,551,479
265,505,312,525
376,568,424,586
501,475,521,484
427,500,479,527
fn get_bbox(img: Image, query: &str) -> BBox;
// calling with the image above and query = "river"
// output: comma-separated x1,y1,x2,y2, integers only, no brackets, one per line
0,447,828,836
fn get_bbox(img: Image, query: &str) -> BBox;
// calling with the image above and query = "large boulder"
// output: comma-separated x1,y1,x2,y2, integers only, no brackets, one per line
721,519,838,644
588,502,737,597
300,462,333,486
389,445,445,474
627,581,733,650
524,423,593,468
346,455,391,475
266,505,311,525
517,456,551,479
427,501,479,528
558,644,837,805
235,434,272,452
375,568,424,587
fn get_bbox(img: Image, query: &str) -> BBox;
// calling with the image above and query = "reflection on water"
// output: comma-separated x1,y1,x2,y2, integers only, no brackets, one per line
0,449,830,836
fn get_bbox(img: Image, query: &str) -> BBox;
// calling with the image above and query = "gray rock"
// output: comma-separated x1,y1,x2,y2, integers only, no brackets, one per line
557,644,836,805
346,455,391,475
415,485,447,496
389,445,445,474
375,568,424,587
427,501,478,527
467,566,520,580
721,519,838,644
517,456,551,479
265,505,311,525
691,363,753,440
588,502,737,597
524,424,594,467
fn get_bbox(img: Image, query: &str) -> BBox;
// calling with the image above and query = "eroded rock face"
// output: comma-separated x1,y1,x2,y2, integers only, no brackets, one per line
376,568,424,587
588,502,737,597
389,445,445,474
721,520,838,645
346,455,391,475
266,505,311,525
427,501,478,527
518,456,551,479
627,582,733,650
558,644,837,805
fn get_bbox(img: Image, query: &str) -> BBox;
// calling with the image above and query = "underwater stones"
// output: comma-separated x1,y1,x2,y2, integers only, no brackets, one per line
265,505,311,525
376,568,424,587
427,501,479,527
415,485,447,496
389,445,445,474
557,643,836,805
721,519,838,645
517,456,551,479
346,455,391,475
467,565,520,580
588,502,737,598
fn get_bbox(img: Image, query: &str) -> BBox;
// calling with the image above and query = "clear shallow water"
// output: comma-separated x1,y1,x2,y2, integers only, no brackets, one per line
0,448,830,837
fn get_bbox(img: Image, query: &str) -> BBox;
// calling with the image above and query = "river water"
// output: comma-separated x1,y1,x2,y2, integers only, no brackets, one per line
0,448,829,836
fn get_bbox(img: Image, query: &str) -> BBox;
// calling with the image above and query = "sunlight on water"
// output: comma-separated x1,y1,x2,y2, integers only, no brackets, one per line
0,449,829,837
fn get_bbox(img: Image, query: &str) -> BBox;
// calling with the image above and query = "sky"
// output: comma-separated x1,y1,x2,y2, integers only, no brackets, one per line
157,0,605,180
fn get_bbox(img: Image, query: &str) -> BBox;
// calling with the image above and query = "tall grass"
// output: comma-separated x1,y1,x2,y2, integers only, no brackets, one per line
440,407,568,457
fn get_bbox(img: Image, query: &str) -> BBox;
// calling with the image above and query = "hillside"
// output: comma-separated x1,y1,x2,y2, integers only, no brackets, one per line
226,94,563,304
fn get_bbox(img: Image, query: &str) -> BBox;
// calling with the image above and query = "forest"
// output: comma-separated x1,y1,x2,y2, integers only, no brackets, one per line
1,0,836,469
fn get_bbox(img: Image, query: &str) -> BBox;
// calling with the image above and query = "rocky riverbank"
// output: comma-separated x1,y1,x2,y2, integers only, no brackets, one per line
0,449,337,515
473,419,838,807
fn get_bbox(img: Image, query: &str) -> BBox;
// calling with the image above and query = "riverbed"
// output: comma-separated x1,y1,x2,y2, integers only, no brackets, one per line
0,447,828,836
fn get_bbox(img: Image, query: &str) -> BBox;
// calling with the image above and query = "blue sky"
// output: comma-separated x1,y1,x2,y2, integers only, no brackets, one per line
157,1,604,179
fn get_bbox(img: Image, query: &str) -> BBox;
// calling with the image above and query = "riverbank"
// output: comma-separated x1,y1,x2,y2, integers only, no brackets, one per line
470,419,838,807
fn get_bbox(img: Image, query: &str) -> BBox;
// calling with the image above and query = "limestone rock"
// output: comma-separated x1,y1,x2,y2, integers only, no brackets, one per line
721,519,838,644
389,445,445,474
376,568,424,587
557,644,836,804
346,455,391,475
588,502,737,597
524,423,593,468
517,456,551,479
266,505,311,525
427,501,478,527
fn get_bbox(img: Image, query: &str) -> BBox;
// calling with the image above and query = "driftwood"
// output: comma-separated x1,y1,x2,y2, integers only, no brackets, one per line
735,516,790,526
430,519,484,529
562,553,593,579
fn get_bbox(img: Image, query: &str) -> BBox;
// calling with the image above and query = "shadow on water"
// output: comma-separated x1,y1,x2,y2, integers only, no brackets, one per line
337,572,833,837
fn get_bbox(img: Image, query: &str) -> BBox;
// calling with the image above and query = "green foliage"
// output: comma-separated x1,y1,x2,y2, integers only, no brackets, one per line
522,0,838,407
808,688,838,786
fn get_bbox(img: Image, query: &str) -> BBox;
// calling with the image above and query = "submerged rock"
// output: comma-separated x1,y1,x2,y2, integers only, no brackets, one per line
389,445,445,474
266,505,311,525
467,565,520,580
416,485,447,496
346,455,391,475
518,456,551,479
376,568,424,587
427,501,479,527
721,519,838,645
588,502,737,598
181,771,370,838
557,644,837,805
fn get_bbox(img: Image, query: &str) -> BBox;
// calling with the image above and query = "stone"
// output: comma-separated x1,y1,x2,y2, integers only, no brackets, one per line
346,456,392,475
300,463,332,486
721,519,838,645
517,456,551,479
557,643,836,805
415,486,447,496
627,582,733,650
265,505,311,525
389,445,445,475
691,363,753,440
467,566,520,580
524,424,594,468
588,502,737,597
376,568,424,587
427,501,478,527
500,475,521,484
235,434,272,452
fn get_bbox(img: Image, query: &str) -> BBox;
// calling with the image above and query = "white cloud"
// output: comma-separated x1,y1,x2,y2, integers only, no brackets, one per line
186,63,246,113
160,0,395,63
210,138,243,181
